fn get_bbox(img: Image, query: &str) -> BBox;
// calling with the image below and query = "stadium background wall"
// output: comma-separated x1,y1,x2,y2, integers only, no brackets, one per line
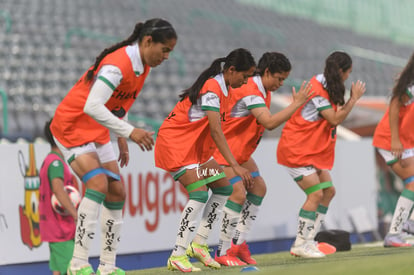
0,139,377,273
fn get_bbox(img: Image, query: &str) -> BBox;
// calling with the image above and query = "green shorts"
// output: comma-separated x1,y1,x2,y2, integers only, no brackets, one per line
49,239,74,273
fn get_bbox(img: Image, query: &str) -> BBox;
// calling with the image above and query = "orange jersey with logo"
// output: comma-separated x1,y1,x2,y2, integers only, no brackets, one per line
155,75,229,172
51,46,150,147
214,76,270,165
373,88,414,150
277,75,338,169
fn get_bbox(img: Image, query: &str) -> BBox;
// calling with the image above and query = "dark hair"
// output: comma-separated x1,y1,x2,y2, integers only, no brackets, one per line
85,18,177,81
324,51,352,105
392,52,414,102
179,48,256,104
44,119,56,147
256,52,291,76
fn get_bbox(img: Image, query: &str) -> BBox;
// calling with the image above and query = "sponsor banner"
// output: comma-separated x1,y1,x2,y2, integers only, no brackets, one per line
0,139,377,265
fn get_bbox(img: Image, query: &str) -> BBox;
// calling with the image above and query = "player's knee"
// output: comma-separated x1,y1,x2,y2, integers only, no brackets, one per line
248,177,267,197
111,182,126,201
307,189,324,203
212,184,233,196
230,185,247,203
85,175,109,194
324,186,336,200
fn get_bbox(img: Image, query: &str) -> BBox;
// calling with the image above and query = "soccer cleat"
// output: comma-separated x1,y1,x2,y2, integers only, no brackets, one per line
234,242,257,265
316,242,336,255
290,241,326,258
67,264,96,275
214,252,247,266
167,255,201,272
96,266,125,275
402,219,414,235
383,233,414,247
186,242,220,269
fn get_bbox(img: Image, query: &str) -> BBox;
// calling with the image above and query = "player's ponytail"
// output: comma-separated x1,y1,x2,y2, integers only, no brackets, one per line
179,57,226,104
180,48,255,104
85,18,177,82
43,119,56,147
324,51,352,106
392,51,414,103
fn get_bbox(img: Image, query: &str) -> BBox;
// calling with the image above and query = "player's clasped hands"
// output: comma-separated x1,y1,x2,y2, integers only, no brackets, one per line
130,128,155,151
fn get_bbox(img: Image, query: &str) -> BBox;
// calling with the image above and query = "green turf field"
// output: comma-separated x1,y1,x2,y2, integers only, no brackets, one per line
126,242,414,275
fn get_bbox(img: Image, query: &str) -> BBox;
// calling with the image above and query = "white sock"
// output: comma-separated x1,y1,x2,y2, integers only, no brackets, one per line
98,206,123,271
234,200,259,245
195,193,228,245
218,206,241,256
309,212,326,240
294,216,316,245
72,196,101,266
389,195,414,234
172,199,205,256
408,207,414,222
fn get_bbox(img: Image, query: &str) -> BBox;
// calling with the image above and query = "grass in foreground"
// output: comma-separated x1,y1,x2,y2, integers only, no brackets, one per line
126,243,414,275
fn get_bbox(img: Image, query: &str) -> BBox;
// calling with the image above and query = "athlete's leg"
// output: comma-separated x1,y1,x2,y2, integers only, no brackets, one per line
217,181,244,256
216,158,265,265
215,162,245,257
67,151,108,272
384,155,414,246
294,172,320,244
233,158,266,246
97,147,126,275
172,167,208,256
193,159,230,243
214,164,247,266
187,159,228,268
288,168,325,258
168,164,209,272
309,170,335,239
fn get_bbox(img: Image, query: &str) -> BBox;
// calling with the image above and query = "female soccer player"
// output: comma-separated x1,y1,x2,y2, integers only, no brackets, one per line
214,52,312,266
155,48,256,272
373,52,414,247
51,18,177,275
277,51,366,258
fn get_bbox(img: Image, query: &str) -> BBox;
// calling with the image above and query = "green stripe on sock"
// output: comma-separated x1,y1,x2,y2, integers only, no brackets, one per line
225,200,243,212
189,191,209,203
317,204,328,214
246,193,263,206
299,208,316,220
211,184,233,196
103,200,125,210
401,189,414,201
85,189,105,204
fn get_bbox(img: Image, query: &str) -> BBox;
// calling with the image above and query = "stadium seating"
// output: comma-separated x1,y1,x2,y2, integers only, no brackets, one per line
0,0,412,141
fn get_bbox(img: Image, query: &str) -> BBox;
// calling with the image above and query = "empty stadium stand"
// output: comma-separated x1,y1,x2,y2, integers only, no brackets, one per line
0,0,412,141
